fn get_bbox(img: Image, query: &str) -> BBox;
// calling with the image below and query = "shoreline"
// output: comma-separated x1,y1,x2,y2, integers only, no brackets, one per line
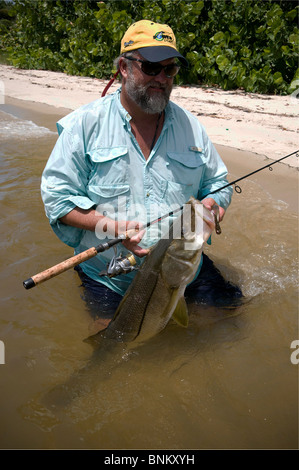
1,95,298,213
0,64,298,167
0,64,298,212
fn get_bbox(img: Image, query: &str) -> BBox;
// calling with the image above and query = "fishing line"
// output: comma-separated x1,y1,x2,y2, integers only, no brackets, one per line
204,148,299,197
158,149,299,224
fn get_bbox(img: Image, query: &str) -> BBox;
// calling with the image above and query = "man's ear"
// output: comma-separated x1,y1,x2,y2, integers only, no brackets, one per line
119,57,128,79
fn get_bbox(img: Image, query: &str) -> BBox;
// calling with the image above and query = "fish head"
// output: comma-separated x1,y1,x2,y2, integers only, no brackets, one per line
162,197,215,287
181,196,215,247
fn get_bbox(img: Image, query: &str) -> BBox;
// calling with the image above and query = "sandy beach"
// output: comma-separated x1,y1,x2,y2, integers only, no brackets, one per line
0,64,298,166
0,63,298,211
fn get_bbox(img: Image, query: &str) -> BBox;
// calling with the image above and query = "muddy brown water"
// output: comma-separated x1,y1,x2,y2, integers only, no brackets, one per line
0,98,298,449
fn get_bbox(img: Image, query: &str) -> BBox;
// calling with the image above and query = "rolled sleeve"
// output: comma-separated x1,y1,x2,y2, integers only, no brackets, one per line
198,131,233,210
41,125,94,247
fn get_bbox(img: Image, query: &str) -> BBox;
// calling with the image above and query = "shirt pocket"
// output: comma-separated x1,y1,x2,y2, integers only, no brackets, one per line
167,151,205,187
88,146,129,186
87,146,130,210
165,179,194,208
149,169,194,209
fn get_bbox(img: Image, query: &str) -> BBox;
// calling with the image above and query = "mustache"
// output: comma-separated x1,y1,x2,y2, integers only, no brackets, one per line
146,82,168,90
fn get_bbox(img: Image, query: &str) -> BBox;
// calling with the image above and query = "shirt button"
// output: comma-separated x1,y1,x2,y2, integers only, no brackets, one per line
146,192,150,197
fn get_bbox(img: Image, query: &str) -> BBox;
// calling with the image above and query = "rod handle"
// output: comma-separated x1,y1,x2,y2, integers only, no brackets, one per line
23,246,98,289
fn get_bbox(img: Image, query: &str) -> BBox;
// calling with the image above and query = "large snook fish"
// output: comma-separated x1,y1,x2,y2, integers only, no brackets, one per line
103,197,216,344
43,198,215,408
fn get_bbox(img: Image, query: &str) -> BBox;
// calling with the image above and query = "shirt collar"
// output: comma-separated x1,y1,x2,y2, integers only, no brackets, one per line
114,87,132,126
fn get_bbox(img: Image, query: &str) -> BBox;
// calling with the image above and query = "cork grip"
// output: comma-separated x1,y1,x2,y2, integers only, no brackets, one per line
23,246,98,289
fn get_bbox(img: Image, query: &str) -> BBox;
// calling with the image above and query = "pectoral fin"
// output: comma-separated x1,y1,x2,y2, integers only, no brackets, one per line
172,297,189,328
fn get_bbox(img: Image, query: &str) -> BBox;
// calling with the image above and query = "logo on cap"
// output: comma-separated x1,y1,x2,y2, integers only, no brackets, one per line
124,40,134,48
153,31,174,43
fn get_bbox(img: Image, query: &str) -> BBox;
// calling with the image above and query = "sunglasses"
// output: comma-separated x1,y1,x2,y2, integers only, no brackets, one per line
125,56,180,78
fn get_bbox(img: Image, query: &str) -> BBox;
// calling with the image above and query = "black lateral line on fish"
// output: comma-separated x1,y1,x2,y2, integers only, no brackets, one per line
132,274,160,342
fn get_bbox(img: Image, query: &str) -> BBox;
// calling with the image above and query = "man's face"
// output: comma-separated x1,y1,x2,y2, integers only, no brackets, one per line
124,54,174,114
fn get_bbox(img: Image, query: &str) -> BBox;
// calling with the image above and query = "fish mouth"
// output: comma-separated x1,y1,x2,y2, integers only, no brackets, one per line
190,198,216,231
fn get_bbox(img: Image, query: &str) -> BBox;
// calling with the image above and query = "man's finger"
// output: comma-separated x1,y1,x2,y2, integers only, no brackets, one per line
122,239,149,257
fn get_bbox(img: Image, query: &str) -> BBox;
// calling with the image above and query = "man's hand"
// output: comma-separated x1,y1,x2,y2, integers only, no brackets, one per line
201,197,225,221
98,218,149,258
120,220,149,258
60,208,149,258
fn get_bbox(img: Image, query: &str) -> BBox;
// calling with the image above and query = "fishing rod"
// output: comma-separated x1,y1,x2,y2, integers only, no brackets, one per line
156,148,299,229
23,235,126,290
22,148,298,290
204,148,299,197
22,206,183,290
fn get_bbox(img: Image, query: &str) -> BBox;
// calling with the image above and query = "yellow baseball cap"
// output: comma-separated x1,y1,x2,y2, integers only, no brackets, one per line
121,20,188,67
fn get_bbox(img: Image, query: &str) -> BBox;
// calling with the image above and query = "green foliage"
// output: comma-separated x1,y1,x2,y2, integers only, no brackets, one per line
0,0,15,37
188,0,299,94
1,0,298,94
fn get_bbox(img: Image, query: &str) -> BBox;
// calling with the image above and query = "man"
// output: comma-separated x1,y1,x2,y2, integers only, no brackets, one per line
41,20,241,316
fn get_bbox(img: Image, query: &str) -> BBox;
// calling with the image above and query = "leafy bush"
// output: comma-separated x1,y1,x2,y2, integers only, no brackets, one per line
2,0,298,94
186,0,299,94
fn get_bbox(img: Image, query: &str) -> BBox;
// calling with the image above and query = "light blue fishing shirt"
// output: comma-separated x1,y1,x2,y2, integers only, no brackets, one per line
41,88,232,295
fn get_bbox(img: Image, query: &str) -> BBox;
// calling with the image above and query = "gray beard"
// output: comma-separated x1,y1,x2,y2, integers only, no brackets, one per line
125,76,172,114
